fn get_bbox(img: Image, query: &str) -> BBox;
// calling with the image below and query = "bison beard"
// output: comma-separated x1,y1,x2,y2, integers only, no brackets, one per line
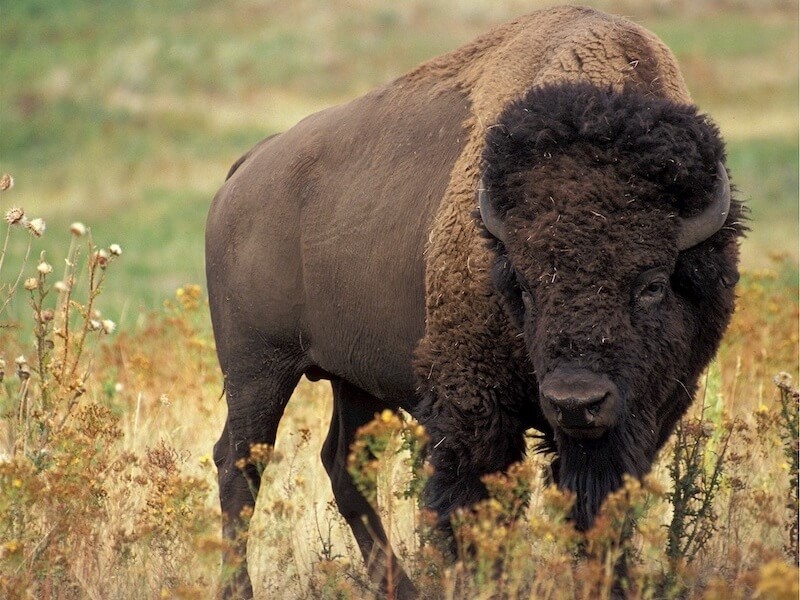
554,422,656,531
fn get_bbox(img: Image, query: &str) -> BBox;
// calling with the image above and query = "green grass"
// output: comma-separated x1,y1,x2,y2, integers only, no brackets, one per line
1,0,797,313
649,12,797,61
729,137,800,281
0,189,209,329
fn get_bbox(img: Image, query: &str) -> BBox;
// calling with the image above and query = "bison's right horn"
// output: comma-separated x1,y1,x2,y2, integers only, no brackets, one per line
677,162,731,251
478,179,508,244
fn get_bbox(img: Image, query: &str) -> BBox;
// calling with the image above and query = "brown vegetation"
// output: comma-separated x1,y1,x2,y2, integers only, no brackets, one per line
0,173,797,598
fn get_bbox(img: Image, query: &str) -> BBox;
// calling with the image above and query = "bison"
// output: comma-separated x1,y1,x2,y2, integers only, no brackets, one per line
205,6,745,598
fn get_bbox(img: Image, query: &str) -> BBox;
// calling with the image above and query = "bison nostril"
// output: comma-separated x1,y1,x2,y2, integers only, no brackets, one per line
539,368,619,435
587,396,607,416
540,369,620,434
546,393,608,428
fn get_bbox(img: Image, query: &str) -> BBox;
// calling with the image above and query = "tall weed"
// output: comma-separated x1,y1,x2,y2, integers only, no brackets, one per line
0,176,221,598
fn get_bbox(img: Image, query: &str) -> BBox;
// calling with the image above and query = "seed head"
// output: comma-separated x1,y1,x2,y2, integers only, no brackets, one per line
37,261,53,275
89,319,102,331
15,356,30,381
109,243,122,256
69,222,87,237
54,280,70,293
27,217,46,237
0,174,14,191
5,207,24,225
101,319,116,334
93,249,109,269
23,278,38,291
39,309,54,323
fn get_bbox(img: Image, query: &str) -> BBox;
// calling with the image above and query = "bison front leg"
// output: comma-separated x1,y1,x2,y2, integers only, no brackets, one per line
414,309,536,555
214,356,303,599
322,379,417,600
420,395,528,551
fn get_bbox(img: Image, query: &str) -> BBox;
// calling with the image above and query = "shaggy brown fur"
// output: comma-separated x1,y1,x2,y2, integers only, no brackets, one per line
410,6,706,528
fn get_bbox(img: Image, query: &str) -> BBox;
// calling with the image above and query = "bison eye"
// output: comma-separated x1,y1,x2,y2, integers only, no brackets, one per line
642,281,665,298
634,268,670,306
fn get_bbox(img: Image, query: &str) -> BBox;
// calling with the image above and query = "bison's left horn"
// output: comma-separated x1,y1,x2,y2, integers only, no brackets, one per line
677,162,731,251
478,179,508,244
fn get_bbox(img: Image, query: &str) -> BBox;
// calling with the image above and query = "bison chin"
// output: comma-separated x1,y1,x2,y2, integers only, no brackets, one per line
554,421,656,531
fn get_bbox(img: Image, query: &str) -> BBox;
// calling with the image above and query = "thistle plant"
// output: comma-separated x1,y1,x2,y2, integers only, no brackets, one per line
0,173,44,320
0,174,126,594
0,183,122,459
666,415,733,566
1,175,225,598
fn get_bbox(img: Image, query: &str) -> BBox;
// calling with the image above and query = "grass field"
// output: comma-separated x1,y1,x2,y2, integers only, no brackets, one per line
2,0,797,313
1,1,798,598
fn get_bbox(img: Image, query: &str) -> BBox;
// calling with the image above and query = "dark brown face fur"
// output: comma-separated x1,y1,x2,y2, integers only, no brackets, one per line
482,83,745,529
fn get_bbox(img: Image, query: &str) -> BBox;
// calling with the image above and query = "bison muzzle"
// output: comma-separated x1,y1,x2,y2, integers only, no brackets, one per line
539,368,622,438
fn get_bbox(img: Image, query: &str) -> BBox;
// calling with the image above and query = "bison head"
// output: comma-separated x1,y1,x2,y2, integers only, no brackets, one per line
478,83,745,529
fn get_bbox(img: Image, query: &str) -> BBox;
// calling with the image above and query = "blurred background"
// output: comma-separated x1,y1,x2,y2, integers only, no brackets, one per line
2,0,798,320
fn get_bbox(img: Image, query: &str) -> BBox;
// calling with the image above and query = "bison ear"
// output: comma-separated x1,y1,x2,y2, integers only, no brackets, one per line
720,268,740,289
673,241,739,299
478,179,508,244
677,162,731,251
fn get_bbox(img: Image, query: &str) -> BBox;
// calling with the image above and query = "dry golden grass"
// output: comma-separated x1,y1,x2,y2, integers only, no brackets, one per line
0,173,797,599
